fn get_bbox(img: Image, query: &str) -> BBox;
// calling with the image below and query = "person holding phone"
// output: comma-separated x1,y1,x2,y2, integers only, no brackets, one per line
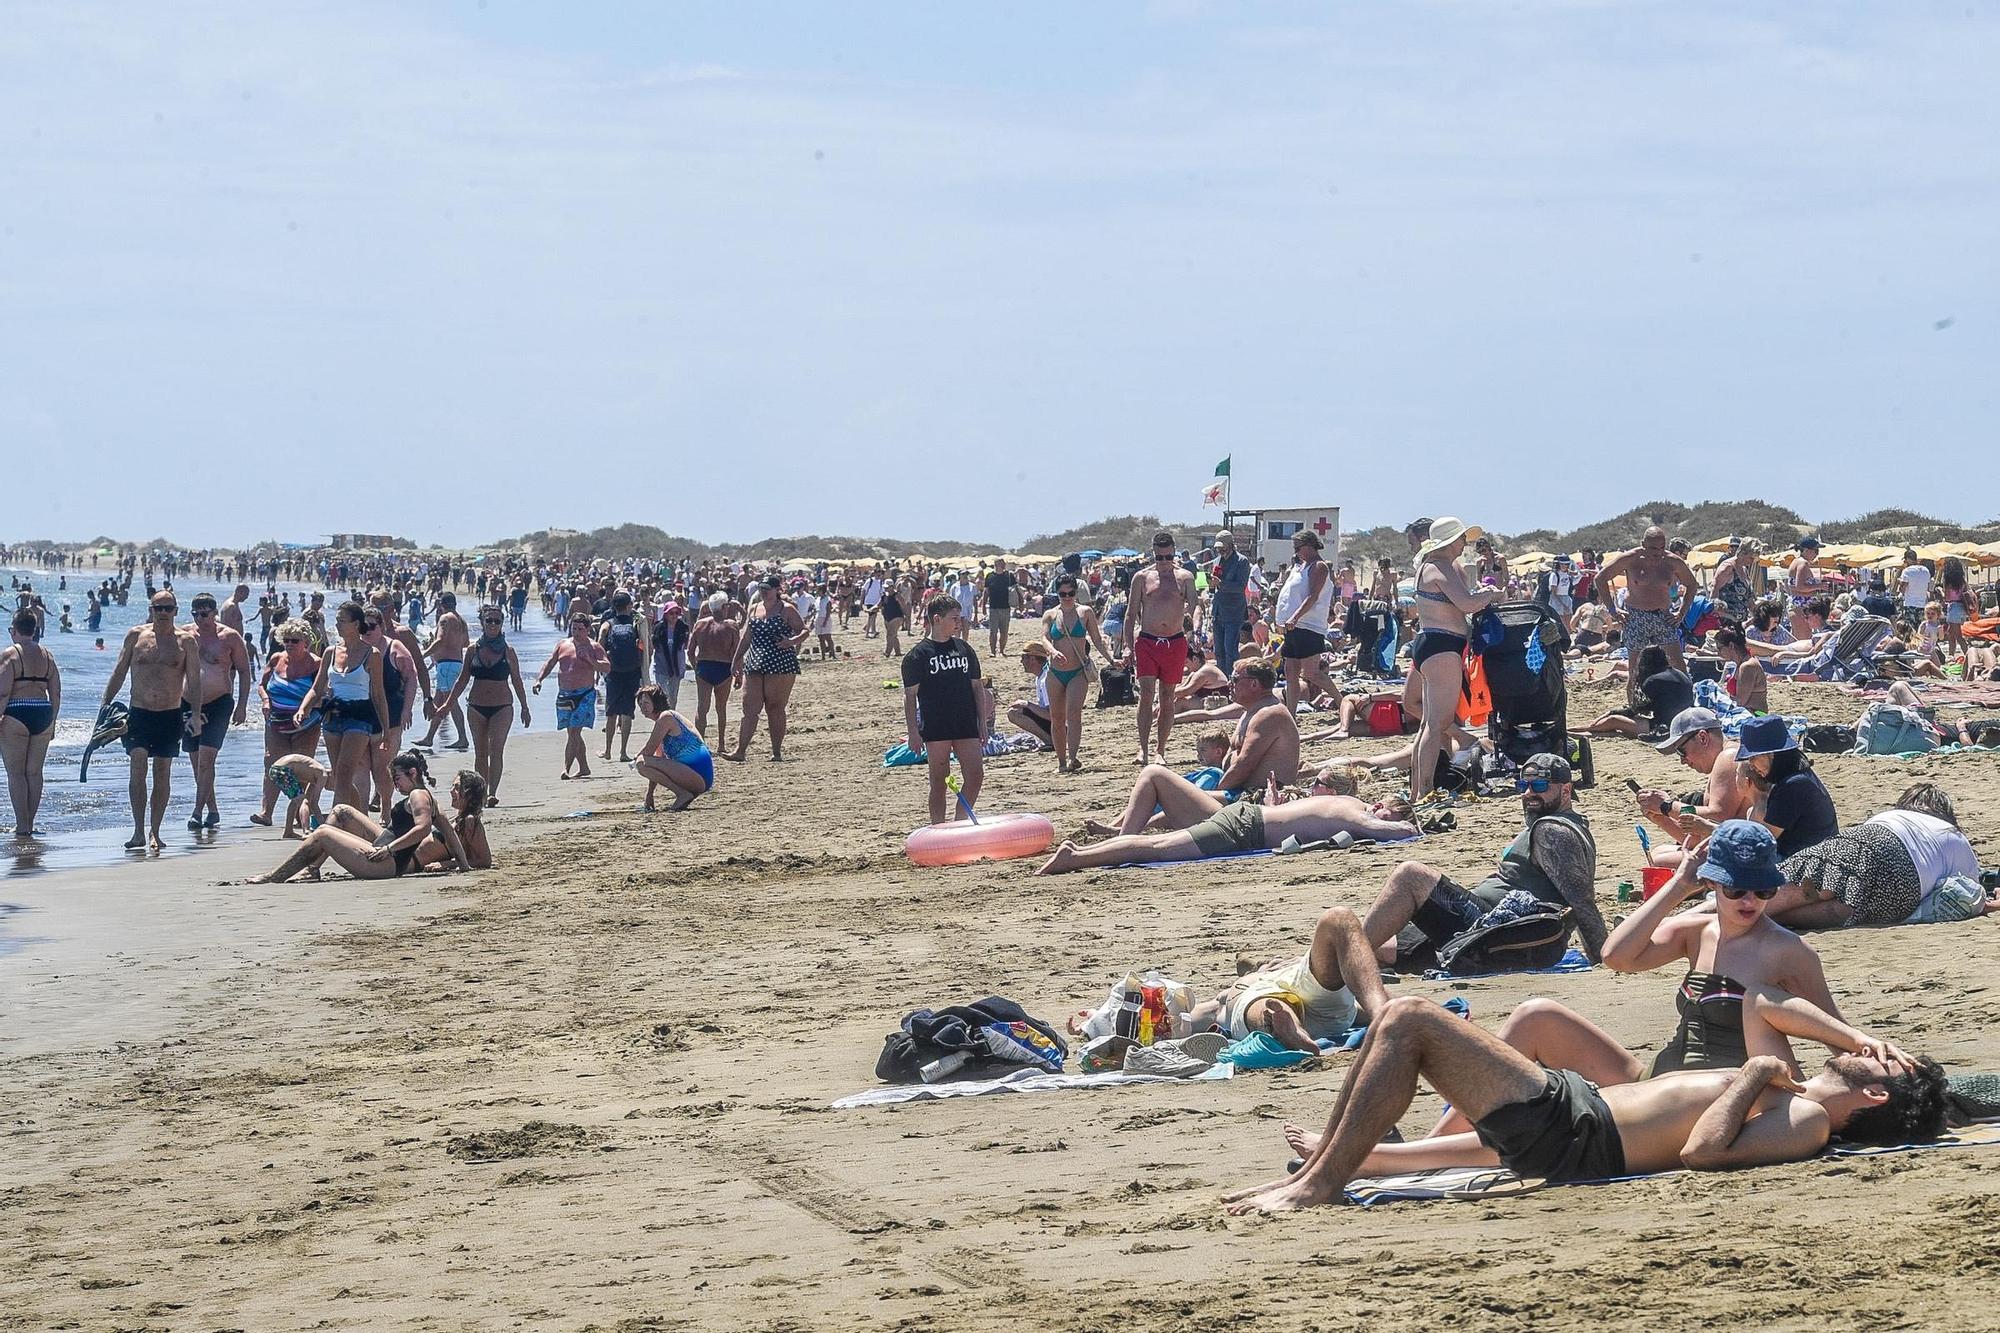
1634,707,1756,868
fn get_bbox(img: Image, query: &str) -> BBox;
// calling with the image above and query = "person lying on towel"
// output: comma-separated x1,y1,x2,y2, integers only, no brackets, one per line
1037,786,1417,875
1224,991,1946,1215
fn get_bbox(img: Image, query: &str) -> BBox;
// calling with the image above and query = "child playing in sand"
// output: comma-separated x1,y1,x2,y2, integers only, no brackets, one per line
267,753,328,838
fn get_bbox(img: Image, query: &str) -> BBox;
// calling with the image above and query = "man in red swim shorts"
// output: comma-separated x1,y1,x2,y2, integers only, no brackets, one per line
1125,530,1197,767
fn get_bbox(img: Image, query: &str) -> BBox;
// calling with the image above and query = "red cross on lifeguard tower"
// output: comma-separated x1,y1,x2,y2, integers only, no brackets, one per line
1312,515,1334,536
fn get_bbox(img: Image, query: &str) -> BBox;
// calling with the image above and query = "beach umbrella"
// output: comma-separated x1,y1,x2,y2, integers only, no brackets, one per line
1507,550,1555,573
1107,548,1140,558
1076,549,1104,560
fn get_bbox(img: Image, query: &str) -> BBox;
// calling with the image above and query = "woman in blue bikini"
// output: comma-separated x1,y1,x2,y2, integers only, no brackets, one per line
1038,573,1119,773
1409,517,1497,802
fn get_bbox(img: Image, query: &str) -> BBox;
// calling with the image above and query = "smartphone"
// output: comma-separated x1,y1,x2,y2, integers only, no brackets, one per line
1622,777,1642,794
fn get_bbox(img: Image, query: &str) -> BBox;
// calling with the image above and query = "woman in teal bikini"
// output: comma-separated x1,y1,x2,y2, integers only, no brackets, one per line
1039,573,1118,773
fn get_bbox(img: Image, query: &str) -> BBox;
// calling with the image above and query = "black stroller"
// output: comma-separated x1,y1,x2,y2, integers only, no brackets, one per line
1475,600,1593,789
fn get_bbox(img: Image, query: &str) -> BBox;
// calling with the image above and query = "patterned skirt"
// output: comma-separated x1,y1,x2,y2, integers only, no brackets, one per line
1780,821,1921,927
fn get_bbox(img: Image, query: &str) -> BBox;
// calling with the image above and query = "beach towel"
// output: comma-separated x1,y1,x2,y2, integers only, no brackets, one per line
1423,946,1593,982
78,701,129,782
832,1062,1232,1108
1116,831,1423,870
1342,1119,2000,1206
1692,678,1807,743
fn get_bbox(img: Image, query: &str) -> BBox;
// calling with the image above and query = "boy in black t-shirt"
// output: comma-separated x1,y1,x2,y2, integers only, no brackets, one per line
903,594,990,825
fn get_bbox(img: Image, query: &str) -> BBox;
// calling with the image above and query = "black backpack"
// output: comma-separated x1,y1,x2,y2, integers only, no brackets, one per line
1096,664,1135,707
1435,909,1573,976
1803,723,1857,753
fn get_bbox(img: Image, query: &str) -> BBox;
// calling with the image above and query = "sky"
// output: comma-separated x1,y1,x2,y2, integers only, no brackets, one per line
4,0,1997,550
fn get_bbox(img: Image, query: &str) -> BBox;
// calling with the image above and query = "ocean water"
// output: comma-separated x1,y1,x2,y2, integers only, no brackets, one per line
0,565,568,876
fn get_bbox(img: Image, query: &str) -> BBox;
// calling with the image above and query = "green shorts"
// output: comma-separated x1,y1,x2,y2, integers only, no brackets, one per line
1187,801,1266,857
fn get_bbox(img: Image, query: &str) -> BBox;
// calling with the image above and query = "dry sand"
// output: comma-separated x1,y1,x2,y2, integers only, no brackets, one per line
4,660,1998,1332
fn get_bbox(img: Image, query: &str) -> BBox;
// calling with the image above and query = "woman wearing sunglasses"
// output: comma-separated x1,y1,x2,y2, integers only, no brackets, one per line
431,604,531,805
1037,573,1118,773
251,620,322,827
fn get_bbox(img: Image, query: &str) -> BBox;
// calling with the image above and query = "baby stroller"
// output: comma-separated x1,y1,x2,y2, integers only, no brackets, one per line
1475,600,1593,789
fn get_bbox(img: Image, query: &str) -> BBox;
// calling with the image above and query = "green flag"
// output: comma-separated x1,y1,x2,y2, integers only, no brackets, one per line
1214,456,1230,478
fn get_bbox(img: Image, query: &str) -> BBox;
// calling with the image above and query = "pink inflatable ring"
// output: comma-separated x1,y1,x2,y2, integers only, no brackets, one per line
904,813,1056,867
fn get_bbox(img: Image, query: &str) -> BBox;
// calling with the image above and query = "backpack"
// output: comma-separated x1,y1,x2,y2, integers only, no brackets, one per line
605,618,642,672
1853,703,1937,756
1096,663,1135,707
1802,723,1857,753
1435,910,1574,976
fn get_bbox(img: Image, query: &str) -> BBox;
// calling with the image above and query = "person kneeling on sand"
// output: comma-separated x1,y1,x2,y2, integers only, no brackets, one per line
1039,785,1418,875
1225,991,1945,1214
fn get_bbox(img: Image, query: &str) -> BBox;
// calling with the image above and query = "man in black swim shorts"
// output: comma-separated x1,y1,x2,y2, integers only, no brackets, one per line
101,591,200,850
1224,993,1947,1215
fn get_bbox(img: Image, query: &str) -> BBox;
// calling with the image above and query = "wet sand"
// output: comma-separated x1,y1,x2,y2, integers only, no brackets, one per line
3,661,1997,1331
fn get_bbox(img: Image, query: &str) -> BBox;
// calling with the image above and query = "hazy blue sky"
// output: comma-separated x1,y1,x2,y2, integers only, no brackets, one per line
5,1,1995,549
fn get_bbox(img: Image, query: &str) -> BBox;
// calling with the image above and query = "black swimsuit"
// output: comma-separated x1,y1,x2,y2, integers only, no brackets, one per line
387,796,418,876
467,645,512,720
1648,969,1748,1077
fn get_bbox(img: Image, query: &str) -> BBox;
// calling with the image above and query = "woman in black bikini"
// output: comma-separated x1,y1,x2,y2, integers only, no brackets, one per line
413,770,492,871
879,571,910,659
0,608,61,836
245,750,471,883
1408,517,1497,802
432,605,531,805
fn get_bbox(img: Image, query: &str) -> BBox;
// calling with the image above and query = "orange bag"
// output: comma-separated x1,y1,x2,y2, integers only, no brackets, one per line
1457,648,1492,727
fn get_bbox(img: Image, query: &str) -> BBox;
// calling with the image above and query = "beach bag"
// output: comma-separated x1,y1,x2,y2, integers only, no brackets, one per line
1456,651,1492,728
1853,703,1936,756
1802,723,1857,753
1367,698,1405,736
1096,663,1135,707
1435,909,1573,976
1905,875,1985,925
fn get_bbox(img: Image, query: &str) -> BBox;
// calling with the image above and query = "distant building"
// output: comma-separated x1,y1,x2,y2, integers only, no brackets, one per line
327,533,409,551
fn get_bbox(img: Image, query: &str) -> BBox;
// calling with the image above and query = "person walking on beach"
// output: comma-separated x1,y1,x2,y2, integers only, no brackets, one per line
1126,530,1197,767
415,591,470,751
182,592,254,831
252,620,322,829
903,594,988,825
690,592,740,747
728,574,809,763
535,607,609,780
0,608,61,836
100,591,200,850
984,558,1018,658
432,605,531,806
1207,529,1251,674
598,590,648,764
1273,530,1336,719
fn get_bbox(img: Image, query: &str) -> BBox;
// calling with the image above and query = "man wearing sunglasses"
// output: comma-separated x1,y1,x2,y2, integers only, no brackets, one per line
1355,753,1606,968
99,591,200,850
1125,531,1197,767
181,592,254,830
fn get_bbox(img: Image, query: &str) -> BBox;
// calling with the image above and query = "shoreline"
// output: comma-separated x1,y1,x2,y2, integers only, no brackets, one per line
3,664,1997,1330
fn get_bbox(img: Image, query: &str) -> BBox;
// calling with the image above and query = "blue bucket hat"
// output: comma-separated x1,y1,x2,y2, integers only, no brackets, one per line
1733,715,1797,761
1697,819,1787,891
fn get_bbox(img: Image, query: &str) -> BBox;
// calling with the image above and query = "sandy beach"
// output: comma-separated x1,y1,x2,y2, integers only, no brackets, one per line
5,662,1998,1332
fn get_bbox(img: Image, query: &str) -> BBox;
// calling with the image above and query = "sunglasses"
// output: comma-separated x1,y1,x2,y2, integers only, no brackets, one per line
193,608,216,617
481,617,503,625
1058,589,1076,597
153,605,178,613
1516,778,1553,793
1309,775,1338,789
1719,886,1780,901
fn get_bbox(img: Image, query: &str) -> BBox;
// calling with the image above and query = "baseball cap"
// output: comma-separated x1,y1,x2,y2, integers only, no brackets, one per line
1519,753,1573,784
1797,534,1822,550
1696,819,1786,890
1655,706,1723,755
1733,715,1797,760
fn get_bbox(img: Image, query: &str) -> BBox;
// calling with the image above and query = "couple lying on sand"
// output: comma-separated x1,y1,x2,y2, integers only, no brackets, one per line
1213,819,1947,1214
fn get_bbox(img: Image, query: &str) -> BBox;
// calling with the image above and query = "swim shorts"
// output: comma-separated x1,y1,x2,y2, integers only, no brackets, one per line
556,687,598,731
1473,1067,1627,1184
1224,956,1356,1042
1280,627,1328,660
695,660,732,686
123,705,184,758
187,695,233,750
434,659,462,694
269,763,306,801
603,669,642,718
1623,606,1677,661
1186,800,1266,858
1134,631,1188,685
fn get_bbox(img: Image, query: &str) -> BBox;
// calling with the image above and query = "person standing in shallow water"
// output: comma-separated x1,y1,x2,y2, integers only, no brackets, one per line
0,608,62,836
100,591,201,850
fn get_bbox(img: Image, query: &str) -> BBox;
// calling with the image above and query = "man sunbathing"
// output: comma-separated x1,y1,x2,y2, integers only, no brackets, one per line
1180,907,1394,1054
1074,658,1299,839
1039,789,1417,874
1223,992,1946,1215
